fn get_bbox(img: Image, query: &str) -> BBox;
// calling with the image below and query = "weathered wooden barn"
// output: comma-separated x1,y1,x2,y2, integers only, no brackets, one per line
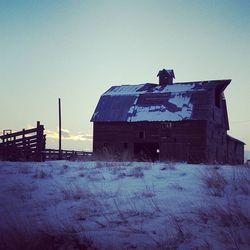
91,69,244,164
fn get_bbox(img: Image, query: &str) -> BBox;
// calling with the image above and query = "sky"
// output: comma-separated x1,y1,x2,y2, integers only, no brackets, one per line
0,0,250,151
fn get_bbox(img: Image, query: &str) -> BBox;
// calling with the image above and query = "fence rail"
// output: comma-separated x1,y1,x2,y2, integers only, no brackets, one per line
0,121,45,161
43,149,92,160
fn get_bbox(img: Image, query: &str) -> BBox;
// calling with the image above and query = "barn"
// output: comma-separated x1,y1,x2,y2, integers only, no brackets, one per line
91,69,244,164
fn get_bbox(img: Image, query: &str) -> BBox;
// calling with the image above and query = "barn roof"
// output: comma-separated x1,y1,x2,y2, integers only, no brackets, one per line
91,80,231,122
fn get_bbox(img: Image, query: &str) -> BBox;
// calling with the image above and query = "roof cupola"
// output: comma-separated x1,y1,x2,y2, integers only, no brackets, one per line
157,69,175,85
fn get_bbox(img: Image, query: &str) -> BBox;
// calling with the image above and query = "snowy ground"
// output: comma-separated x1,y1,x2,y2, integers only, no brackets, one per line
0,161,249,250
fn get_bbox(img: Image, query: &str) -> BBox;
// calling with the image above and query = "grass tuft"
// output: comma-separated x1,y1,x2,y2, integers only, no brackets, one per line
202,168,227,197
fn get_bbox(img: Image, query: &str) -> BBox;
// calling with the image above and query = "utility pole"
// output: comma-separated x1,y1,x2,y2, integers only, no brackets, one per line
58,98,62,160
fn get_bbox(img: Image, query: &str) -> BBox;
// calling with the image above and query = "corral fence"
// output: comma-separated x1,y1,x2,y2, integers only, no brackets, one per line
0,121,45,162
43,149,92,161
0,121,93,162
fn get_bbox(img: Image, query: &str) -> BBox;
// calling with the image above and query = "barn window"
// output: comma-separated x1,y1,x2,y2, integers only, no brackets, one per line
124,142,128,149
139,131,145,139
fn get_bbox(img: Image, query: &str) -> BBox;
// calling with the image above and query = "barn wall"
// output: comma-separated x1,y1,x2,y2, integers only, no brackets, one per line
93,120,208,163
191,90,213,120
205,88,232,164
206,121,228,164
204,90,245,165
227,138,244,164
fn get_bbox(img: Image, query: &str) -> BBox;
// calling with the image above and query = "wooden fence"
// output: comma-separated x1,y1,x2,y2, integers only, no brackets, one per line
0,121,46,162
43,149,92,161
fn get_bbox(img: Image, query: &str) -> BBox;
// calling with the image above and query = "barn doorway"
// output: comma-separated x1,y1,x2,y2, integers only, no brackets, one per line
134,143,159,161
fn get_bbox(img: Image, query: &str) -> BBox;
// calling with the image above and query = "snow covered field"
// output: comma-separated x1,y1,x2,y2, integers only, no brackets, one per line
0,161,249,249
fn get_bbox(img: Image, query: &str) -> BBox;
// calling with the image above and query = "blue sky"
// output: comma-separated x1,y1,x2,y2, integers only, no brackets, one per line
0,0,250,150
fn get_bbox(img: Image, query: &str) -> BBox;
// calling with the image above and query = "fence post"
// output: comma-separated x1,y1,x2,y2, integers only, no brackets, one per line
22,129,26,160
35,121,44,162
58,98,62,160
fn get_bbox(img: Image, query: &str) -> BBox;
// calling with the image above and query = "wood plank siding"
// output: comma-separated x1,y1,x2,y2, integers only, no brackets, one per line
93,121,208,163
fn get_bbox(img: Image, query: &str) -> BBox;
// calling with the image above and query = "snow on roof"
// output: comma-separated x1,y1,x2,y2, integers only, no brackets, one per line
103,81,216,96
104,84,147,96
127,93,193,122
128,103,193,122
91,80,231,122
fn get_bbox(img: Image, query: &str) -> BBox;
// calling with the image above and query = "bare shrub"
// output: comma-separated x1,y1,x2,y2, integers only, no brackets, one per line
214,202,250,228
202,168,227,196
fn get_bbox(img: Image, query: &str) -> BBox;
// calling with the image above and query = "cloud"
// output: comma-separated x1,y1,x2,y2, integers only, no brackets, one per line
61,128,70,138
46,128,93,141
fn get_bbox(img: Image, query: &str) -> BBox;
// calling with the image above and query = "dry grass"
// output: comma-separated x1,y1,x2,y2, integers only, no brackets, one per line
57,182,92,201
0,218,96,250
202,168,227,197
235,166,250,195
195,199,250,249
239,178,250,195
92,148,120,162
